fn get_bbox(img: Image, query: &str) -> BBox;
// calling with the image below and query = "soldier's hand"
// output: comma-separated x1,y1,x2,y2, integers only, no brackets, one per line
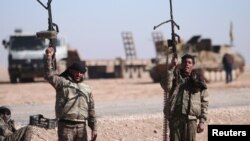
197,122,205,133
45,47,54,58
170,56,178,69
90,130,97,141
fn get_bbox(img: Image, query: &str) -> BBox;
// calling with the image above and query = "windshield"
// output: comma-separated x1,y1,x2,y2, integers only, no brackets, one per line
10,36,45,51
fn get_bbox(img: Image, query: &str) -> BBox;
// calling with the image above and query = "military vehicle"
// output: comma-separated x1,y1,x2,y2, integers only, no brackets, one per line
84,58,150,79
149,32,172,83
79,31,150,79
149,33,245,83
2,29,69,83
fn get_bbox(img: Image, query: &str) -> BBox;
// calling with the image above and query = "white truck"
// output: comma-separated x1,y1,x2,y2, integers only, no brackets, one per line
2,29,68,83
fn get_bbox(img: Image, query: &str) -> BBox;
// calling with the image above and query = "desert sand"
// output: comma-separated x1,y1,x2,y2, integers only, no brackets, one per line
0,66,250,141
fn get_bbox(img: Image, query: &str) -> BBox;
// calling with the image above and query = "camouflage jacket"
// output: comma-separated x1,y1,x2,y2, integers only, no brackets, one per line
161,67,209,123
44,57,96,130
0,117,16,140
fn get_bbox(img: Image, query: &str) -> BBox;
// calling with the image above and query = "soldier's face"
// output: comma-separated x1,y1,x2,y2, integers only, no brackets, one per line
70,69,85,82
0,112,11,122
181,58,194,75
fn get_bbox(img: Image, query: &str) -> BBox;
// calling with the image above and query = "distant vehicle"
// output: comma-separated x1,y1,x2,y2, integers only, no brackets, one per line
149,33,245,83
2,29,68,83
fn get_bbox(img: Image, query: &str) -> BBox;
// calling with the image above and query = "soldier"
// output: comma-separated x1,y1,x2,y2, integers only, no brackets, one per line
0,106,29,141
222,53,234,83
44,47,97,141
161,54,209,141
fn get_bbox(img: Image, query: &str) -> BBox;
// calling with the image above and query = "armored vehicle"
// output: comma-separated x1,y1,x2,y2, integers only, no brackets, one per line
149,33,245,83
2,29,68,83
179,35,245,82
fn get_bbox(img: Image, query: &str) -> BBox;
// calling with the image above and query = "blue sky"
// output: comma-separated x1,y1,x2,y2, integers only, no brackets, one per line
0,0,250,67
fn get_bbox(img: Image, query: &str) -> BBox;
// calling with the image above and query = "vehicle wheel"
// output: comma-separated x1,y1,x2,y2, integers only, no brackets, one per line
10,75,17,83
20,78,34,83
150,72,161,83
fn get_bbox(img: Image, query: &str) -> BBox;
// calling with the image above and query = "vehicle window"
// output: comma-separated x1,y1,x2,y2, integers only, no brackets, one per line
10,36,45,51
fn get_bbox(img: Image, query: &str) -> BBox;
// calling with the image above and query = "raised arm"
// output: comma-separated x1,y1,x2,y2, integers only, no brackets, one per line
44,47,64,89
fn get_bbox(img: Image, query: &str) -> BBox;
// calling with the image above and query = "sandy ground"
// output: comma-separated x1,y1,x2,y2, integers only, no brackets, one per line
0,66,250,141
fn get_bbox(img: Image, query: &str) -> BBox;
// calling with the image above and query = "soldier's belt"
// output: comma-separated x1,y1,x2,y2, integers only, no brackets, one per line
59,119,86,125
172,114,197,120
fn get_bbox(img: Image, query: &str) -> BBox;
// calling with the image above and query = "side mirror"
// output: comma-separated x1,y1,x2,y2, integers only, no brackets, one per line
2,40,6,45
2,40,7,48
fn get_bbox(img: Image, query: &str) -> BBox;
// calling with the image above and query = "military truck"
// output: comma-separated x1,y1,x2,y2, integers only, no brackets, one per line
149,33,245,83
2,29,68,83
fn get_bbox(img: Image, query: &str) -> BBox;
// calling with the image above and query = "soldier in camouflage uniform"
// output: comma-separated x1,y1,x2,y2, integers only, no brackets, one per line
44,47,97,141
0,106,29,141
161,54,209,141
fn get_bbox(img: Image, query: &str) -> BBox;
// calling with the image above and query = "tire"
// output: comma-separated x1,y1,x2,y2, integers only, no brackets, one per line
20,78,34,83
10,75,17,83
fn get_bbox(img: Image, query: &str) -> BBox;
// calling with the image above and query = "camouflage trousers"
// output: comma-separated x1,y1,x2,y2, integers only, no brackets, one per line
169,115,197,141
58,120,87,141
3,126,28,141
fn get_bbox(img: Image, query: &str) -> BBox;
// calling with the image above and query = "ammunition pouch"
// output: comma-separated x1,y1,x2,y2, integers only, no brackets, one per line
29,114,57,129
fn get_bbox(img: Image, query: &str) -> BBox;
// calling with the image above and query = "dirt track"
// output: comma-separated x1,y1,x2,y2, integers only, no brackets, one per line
0,66,250,141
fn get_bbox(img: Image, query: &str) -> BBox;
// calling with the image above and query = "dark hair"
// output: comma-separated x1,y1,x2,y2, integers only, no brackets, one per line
181,54,195,64
59,62,87,80
0,106,11,115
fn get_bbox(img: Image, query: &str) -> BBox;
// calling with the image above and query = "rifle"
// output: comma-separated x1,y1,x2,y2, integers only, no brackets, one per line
36,0,59,70
153,0,180,141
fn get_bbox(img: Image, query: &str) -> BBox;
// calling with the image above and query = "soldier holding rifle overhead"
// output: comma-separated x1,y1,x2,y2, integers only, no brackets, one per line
153,0,209,141
44,47,97,141
161,54,209,141
37,0,97,140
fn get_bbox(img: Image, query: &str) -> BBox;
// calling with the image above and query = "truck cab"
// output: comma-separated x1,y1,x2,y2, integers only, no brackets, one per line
2,29,68,83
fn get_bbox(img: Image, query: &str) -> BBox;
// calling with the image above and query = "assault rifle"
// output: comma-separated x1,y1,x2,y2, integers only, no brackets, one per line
153,0,180,141
36,0,59,70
